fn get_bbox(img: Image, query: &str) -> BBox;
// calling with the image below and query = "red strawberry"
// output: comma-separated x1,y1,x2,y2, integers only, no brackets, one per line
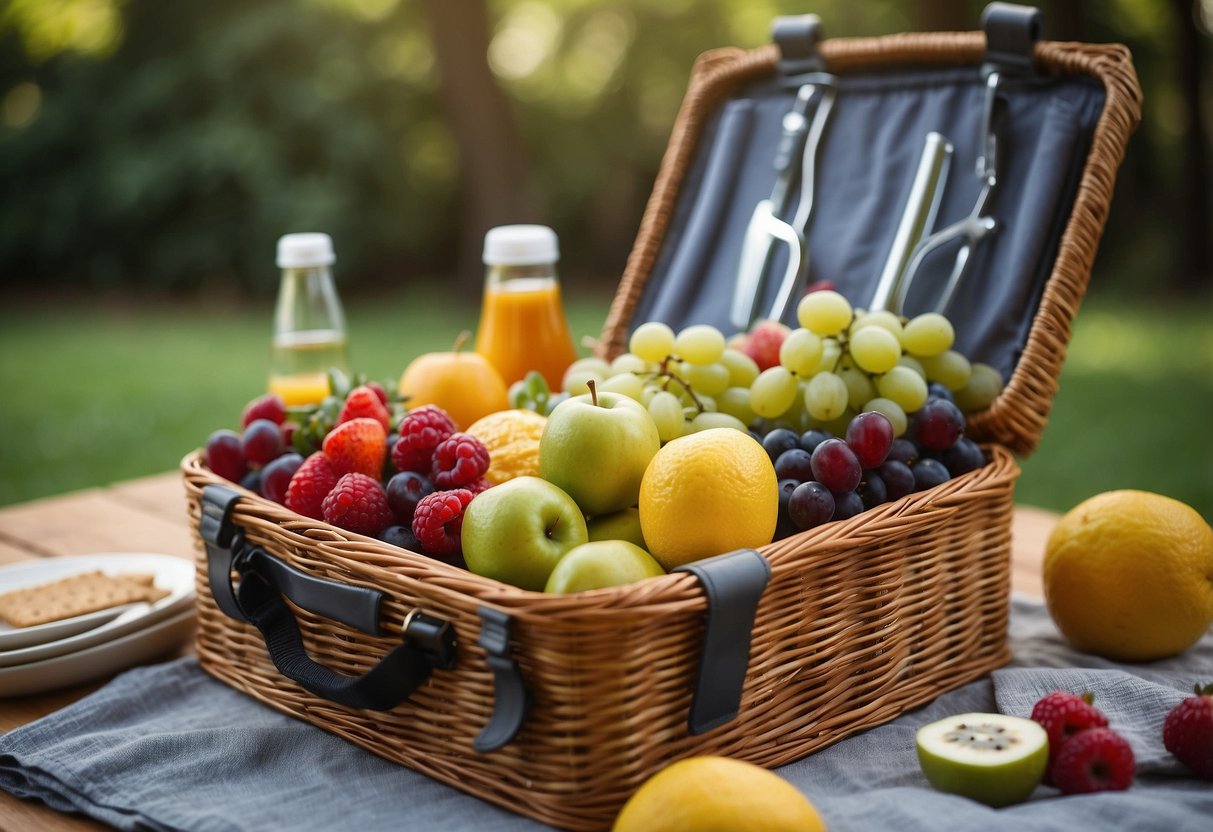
431,432,490,488
241,393,287,427
321,473,394,536
1030,690,1109,784
322,417,387,478
1163,683,1213,780
393,405,456,473
412,489,474,559
285,452,338,520
337,385,392,432
1051,727,1135,794
366,381,390,405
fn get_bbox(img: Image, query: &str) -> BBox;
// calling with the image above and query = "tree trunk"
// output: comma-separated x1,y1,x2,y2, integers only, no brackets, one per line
420,0,541,289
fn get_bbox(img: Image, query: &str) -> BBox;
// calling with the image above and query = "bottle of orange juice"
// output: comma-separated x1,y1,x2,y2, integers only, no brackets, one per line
475,225,578,390
269,233,350,406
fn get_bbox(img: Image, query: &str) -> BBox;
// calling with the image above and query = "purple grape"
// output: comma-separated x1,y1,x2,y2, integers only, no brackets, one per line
810,438,862,494
205,429,248,483
240,469,262,494
886,437,919,466
911,399,965,450
831,490,864,521
799,429,832,454
775,478,800,540
241,418,284,466
938,437,986,477
788,481,835,530
261,452,304,505
878,459,915,501
845,411,894,469
378,524,422,552
774,448,815,482
857,471,888,509
386,471,435,525
911,458,951,491
762,428,802,463
927,382,955,402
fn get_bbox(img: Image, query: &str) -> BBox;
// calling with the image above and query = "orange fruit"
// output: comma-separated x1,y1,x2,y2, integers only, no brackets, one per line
1043,489,1213,661
398,333,509,430
639,428,778,570
612,756,826,832
465,409,547,485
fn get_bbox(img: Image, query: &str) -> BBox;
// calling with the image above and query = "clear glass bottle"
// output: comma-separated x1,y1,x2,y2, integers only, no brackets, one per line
269,232,350,406
474,225,578,390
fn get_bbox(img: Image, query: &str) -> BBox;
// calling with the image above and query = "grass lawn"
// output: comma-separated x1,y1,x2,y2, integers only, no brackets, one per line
1,286,1210,520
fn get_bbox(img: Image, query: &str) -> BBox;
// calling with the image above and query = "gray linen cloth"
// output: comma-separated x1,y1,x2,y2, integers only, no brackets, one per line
2,596,1211,831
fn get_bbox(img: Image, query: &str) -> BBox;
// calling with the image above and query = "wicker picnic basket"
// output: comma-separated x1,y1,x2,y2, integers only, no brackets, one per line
181,12,1140,832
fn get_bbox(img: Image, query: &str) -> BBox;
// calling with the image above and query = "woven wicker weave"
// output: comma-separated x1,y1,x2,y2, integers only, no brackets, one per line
183,29,1139,832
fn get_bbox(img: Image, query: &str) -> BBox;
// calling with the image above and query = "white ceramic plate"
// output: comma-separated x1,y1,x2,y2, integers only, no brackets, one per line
0,607,196,697
0,554,195,667
0,603,141,651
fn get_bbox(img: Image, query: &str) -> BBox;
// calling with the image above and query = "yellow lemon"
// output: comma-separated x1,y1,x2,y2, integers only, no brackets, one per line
1043,489,1213,662
613,756,826,832
639,428,778,570
465,409,547,485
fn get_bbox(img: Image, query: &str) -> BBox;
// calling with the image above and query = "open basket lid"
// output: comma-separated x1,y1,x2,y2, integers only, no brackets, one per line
599,4,1141,456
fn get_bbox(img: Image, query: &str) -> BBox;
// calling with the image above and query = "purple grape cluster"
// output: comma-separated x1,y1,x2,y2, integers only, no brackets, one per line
757,386,987,539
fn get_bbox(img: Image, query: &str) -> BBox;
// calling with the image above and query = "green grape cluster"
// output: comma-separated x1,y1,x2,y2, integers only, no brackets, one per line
561,322,759,444
508,370,569,416
748,290,1004,437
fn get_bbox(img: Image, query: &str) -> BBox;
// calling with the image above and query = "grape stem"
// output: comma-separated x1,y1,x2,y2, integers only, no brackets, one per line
654,357,705,413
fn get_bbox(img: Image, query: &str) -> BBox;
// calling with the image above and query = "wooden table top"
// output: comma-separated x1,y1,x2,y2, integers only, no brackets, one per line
0,471,1058,831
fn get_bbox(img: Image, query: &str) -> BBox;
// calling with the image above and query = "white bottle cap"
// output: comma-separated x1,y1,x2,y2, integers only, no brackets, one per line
483,225,559,266
277,232,335,268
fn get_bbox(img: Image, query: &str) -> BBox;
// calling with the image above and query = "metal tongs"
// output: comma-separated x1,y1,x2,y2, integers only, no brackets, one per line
730,76,836,329
872,71,1007,316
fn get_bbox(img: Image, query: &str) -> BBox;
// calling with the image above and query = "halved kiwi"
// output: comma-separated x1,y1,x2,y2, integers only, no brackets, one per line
916,712,1049,807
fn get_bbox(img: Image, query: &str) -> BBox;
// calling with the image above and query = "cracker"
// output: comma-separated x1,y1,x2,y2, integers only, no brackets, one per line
0,570,171,628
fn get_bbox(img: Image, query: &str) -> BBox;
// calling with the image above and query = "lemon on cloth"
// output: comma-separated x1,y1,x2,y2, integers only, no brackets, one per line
639,428,778,570
465,409,547,485
1043,489,1213,662
613,755,826,832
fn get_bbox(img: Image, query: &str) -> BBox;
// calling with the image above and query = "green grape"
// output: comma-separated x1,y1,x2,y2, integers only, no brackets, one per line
562,357,610,393
900,313,955,357
875,365,929,413
920,349,972,391
647,391,686,444
629,321,676,363
598,371,646,402
848,325,902,374
720,347,760,388
863,397,908,436
897,354,926,379
823,408,857,439
609,352,651,376
507,379,529,410
715,386,757,426
813,338,843,375
681,362,731,396
850,309,903,339
954,362,1004,412
639,383,662,407
804,371,848,421
690,411,748,434
695,394,716,413
778,327,824,376
749,366,798,418
838,366,876,410
796,290,854,336
674,324,727,365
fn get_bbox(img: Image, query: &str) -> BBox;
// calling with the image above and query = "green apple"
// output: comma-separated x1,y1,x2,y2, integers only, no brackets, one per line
462,476,588,591
544,540,666,594
539,383,660,516
586,507,647,550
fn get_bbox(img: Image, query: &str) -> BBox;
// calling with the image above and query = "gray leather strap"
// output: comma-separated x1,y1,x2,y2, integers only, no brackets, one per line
674,549,771,735
200,484,248,623
474,606,528,752
773,14,825,78
981,2,1042,76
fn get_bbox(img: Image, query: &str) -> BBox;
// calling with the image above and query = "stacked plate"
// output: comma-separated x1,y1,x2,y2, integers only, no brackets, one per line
0,553,196,697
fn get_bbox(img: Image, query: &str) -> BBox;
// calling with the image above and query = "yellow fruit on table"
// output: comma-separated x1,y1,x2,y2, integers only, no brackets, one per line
1043,489,1213,662
465,409,547,485
612,756,826,832
639,428,778,570
398,332,509,430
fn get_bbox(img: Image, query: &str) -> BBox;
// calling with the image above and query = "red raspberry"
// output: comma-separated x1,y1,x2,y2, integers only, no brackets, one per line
241,393,287,427
411,489,473,557
337,385,391,433
321,473,394,536
322,417,387,478
1051,727,1135,794
1030,690,1109,784
431,432,490,488
466,477,493,494
285,452,338,520
392,405,456,473
1163,683,1213,780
